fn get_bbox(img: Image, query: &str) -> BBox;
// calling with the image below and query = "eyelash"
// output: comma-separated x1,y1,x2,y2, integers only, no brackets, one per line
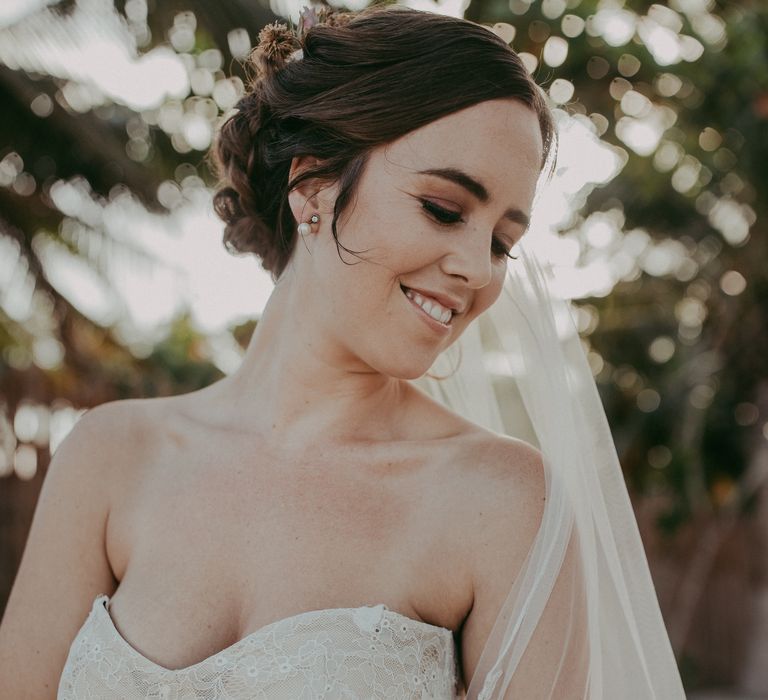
419,199,518,261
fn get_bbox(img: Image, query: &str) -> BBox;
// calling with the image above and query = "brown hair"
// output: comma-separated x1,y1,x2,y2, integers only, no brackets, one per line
210,4,556,280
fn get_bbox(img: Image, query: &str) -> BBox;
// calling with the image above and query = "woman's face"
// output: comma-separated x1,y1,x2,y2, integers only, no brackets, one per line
288,98,544,380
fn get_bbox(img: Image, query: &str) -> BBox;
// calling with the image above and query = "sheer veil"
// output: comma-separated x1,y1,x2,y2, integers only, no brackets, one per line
413,241,687,699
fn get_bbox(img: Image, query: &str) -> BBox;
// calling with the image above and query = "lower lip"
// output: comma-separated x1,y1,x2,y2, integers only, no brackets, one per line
401,287,452,335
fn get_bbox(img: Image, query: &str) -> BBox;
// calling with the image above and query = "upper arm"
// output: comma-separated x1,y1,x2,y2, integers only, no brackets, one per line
0,402,127,698
460,438,589,699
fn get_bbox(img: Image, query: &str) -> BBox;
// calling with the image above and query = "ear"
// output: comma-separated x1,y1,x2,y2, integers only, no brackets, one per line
287,155,338,228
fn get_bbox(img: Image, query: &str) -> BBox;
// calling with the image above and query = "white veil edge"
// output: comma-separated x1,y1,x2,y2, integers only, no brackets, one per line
413,241,686,699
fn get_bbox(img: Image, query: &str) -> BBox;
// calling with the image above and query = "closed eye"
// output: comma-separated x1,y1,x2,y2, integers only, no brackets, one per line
419,199,518,261
492,239,517,260
420,199,463,225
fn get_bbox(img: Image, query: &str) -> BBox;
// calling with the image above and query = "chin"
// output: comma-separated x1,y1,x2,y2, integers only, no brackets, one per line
396,366,434,381
370,355,438,382
382,364,434,382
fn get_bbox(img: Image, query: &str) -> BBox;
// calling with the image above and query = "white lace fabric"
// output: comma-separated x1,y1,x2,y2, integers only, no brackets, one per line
57,594,460,699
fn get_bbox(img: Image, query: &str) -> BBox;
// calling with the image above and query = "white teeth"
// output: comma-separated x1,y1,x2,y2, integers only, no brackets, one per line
403,287,452,325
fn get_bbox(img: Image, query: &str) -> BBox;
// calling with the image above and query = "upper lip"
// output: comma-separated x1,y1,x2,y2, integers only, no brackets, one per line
401,284,465,315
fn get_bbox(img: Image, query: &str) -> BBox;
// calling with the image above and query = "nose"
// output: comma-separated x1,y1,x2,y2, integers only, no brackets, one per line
439,227,494,289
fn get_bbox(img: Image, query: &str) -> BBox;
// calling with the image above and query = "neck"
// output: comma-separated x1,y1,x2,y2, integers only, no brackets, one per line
215,270,411,447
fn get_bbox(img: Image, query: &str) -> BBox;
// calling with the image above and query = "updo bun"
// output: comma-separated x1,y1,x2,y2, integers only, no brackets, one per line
210,4,556,281
250,21,301,79
209,21,298,278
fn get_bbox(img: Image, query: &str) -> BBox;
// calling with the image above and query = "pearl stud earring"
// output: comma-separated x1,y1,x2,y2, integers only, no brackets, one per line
297,213,320,236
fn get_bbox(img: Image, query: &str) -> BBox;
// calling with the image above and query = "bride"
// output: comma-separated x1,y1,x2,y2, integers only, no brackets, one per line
0,5,685,699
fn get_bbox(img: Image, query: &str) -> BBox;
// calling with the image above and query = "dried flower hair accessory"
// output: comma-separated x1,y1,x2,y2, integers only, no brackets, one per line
251,20,300,76
297,3,356,38
297,4,321,41
254,4,356,70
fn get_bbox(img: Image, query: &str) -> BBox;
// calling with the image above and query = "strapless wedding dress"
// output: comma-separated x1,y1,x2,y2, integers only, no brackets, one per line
58,594,460,699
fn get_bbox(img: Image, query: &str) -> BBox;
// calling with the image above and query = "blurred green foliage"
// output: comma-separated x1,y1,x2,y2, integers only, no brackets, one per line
465,0,767,537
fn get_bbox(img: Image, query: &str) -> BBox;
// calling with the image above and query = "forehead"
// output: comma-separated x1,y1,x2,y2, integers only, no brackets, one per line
379,98,544,200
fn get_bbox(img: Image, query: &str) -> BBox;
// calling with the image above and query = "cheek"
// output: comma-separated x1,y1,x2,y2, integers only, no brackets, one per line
450,267,506,342
475,266,507,312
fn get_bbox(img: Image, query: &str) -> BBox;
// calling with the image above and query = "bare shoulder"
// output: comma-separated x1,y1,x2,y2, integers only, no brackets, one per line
453,430,548,691
450,429,546,525
463,429,545,490
0,397,157,696
36,396,161,507
81,396,144,439
55,397,170,491
56,396,166,456
443,427,547,559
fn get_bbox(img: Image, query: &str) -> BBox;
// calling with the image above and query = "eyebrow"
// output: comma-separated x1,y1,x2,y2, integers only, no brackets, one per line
416,167,530,228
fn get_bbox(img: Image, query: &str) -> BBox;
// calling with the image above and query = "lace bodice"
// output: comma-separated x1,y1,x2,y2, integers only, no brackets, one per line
58,594,460,699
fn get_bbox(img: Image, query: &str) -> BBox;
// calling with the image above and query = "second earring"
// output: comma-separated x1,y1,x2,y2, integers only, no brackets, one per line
298,213,320,236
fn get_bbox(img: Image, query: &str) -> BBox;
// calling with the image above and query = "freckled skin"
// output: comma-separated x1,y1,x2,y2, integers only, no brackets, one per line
279,97,544,382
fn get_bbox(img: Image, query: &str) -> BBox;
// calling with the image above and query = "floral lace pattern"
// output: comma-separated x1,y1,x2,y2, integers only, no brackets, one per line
58,594,459,699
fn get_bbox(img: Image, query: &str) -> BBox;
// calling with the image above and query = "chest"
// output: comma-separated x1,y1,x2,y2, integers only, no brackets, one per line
103,437,471,670
116,441,435,572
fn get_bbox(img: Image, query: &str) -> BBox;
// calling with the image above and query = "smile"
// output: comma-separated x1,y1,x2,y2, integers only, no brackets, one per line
400,285,453,331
